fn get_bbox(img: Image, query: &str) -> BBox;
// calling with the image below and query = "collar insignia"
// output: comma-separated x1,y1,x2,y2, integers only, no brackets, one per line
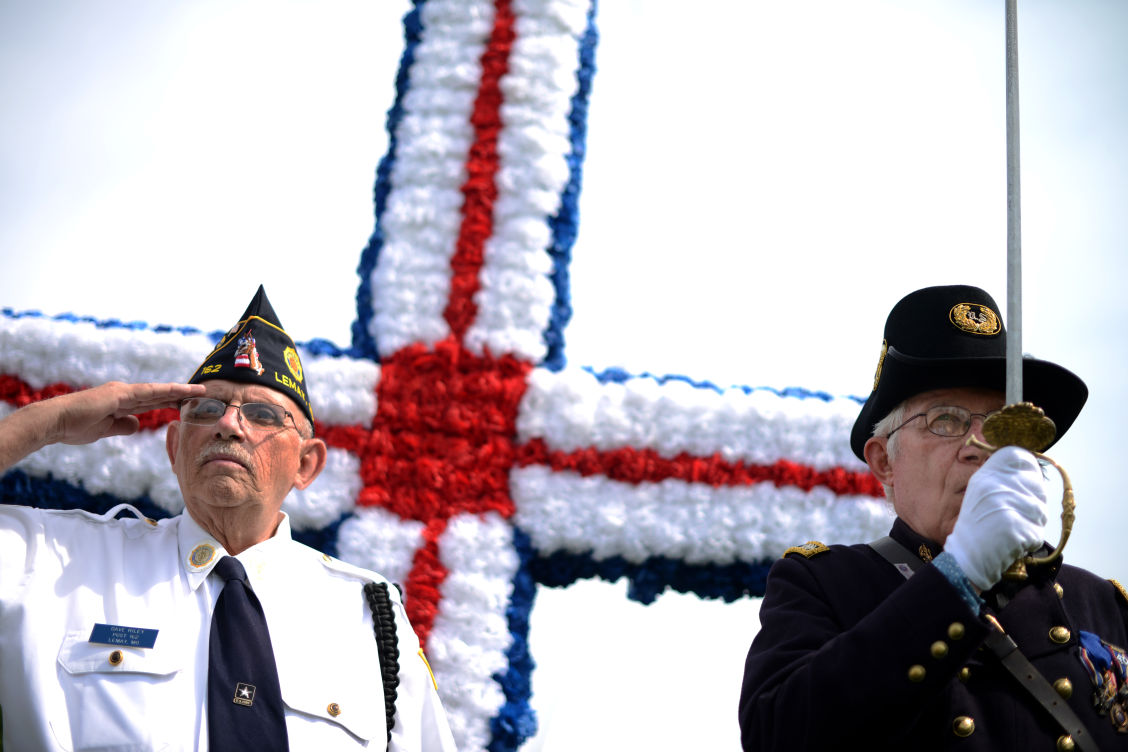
188,543,216,568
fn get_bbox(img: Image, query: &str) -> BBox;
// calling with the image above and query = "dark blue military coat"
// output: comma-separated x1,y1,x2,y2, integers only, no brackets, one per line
739,518,1128,750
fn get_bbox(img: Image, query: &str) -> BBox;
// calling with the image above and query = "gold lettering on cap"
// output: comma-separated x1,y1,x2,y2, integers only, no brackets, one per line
274,371,308,407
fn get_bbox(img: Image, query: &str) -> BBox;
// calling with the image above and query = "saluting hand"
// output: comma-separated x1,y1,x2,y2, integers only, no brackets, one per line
46,381,206,445
944,445,1049,591
0,381,206,473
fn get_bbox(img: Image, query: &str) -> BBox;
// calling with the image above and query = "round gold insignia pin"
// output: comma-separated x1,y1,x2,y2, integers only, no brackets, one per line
949,303,1001,335
283,346,303,383
189,543,216,568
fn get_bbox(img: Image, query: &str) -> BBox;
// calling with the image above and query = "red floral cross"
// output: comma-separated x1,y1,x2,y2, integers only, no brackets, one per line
321,338,531,642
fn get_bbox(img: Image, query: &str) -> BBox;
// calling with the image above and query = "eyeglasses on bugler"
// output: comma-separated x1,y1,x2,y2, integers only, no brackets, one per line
886,405,1001,440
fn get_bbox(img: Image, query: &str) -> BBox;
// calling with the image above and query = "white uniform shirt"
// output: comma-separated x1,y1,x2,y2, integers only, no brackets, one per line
0,503,456,751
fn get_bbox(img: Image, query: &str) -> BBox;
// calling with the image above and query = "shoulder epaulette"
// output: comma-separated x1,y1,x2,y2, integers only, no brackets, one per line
318,551,394,590
1111,578,1128,606
783,541,830,559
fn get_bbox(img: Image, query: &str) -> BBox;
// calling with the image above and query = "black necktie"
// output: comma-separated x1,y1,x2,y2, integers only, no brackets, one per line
207,556,289,751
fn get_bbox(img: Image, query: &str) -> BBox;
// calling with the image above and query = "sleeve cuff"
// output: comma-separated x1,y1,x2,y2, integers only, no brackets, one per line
933,552,984,614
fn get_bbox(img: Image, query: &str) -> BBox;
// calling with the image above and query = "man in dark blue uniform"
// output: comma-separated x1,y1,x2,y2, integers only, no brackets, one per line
739,285,1128,751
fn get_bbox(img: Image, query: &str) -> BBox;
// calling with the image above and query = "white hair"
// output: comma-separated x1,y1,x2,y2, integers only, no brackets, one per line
870,400,907,501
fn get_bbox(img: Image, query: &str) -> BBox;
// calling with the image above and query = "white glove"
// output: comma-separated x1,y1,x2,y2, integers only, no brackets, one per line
944,446,1048,591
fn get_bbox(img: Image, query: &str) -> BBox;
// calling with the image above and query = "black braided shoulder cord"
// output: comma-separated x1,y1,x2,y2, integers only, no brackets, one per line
364,581,400,747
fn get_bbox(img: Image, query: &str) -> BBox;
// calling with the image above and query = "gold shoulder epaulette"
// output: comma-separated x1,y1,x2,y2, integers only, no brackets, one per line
1111,578,1128,606
783,541,830,559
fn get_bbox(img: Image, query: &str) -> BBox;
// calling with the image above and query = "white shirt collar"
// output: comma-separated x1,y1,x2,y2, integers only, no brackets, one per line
178,510,292,591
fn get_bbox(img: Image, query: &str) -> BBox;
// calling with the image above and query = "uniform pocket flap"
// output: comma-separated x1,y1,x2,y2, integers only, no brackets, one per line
277,660,381,742
57,630,182,677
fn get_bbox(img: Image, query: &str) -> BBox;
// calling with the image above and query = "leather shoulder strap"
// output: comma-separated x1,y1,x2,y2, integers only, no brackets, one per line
868,537,1099,751
867,535,922,580
982,628,1100,752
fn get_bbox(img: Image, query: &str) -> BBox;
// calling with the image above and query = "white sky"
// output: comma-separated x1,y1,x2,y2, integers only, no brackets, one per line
2,2,1126,749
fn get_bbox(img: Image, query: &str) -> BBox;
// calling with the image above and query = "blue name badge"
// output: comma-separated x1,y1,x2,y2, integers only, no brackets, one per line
88,623,159,649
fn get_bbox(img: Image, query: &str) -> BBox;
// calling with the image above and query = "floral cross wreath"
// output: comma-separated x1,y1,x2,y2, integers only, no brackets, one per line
0,2,890,749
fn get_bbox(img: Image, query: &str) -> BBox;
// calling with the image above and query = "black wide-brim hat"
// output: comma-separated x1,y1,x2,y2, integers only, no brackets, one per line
187,285,314,430
850,285,1087,461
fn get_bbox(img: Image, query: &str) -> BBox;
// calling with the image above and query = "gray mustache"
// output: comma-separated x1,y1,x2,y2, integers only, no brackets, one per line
197,444,253,470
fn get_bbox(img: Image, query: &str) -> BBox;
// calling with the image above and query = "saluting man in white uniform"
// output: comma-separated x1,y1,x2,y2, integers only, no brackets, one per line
0,286,457,751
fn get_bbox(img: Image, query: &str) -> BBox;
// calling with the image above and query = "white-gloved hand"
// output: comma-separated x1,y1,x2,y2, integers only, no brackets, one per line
944,445,1048,591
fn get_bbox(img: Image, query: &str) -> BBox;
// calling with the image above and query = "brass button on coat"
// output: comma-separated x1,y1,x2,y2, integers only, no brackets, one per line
952,716,975,737
908,665,926,683
1053,582,1064,598
958,667,970,683
948,622,965,641
1053,678,1073,698
930,641,949,659
108,650,124,666
1049,626,1071,644
1057,734,1076,751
